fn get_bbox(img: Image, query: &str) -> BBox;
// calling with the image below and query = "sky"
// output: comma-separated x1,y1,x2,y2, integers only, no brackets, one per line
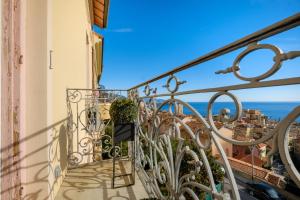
94,0,300,102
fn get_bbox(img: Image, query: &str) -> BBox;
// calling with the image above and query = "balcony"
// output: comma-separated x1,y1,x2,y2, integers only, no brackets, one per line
51,14,300,200
55,160,149,199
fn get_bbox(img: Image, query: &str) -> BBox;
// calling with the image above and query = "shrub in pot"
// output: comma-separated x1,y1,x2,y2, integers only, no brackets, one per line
109,99,138,143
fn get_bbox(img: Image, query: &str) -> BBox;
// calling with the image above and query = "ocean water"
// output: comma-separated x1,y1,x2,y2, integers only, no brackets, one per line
161,102,300,122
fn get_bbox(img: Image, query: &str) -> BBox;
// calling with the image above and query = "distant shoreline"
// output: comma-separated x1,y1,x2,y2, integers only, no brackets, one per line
159,102,300,122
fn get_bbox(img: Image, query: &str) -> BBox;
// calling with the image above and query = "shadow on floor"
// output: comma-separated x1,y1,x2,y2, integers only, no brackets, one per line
56,160,148,200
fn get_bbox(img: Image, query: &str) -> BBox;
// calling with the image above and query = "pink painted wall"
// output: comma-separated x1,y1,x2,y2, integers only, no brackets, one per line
1,0,22,199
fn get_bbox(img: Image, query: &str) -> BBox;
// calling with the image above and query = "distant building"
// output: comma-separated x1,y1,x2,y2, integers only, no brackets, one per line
233,143,267,167
240,154,265,167
242,109,267,126
256,143,267,159
211,127,233,157
233,123,252,140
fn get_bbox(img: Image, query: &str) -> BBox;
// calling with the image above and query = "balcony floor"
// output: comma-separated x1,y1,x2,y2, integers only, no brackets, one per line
55,159,149,200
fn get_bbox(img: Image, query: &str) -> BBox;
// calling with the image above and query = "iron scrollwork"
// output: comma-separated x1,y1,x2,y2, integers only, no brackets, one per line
66,89,124,167
131,40,300,199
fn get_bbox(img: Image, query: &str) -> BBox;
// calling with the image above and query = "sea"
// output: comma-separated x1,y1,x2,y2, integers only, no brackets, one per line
161,102,300,122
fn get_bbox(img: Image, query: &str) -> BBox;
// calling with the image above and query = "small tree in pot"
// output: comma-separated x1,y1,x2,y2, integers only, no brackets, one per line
109,99,138,143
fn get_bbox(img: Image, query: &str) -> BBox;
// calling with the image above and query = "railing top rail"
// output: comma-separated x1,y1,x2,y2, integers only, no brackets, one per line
128,13,300,91
140,77,300,99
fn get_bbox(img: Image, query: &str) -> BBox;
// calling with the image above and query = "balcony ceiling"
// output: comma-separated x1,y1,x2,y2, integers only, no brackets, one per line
91,0,109,28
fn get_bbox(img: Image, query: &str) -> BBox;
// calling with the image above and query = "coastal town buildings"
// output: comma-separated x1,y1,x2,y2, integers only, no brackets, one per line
158,106,298,181
157,107,289,189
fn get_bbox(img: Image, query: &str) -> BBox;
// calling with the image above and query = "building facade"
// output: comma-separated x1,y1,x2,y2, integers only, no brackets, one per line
0,0,109,199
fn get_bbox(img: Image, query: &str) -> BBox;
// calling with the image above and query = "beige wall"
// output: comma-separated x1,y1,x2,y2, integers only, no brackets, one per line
50,0,94,199
21,0,49,199
52,0,93,118
20,0,95,199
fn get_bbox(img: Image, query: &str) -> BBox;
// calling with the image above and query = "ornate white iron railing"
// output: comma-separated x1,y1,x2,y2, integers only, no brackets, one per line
66,89,128,167
127,13,300,200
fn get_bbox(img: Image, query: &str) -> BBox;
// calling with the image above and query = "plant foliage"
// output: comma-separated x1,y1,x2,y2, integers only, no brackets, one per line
109,99,138,124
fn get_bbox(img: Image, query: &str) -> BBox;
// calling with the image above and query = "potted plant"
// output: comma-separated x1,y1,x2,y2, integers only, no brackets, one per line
109,99,138,143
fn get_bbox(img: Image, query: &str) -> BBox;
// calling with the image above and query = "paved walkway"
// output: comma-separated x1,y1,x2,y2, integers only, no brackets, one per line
55,160,149,200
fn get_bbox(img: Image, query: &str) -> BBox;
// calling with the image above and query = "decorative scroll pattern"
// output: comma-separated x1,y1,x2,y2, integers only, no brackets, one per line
66,89,123,167
134,97,239,199
131,42,300,199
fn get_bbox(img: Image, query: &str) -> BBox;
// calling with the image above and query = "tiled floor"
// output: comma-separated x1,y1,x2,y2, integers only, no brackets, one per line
55,160,149,200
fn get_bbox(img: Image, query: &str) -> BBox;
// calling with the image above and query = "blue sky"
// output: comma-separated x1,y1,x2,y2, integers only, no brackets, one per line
94,0,300,102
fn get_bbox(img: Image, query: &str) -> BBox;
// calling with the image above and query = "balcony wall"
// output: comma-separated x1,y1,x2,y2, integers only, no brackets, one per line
14,0,96,199
21,0,48,199
50,0,95,197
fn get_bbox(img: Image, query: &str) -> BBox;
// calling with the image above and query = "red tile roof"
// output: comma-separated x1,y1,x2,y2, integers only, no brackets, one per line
240,154,265,167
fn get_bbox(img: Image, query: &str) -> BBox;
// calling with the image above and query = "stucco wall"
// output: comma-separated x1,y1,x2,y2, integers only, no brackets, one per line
1,0,95,199
49,0,94,199
21,0,49,199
